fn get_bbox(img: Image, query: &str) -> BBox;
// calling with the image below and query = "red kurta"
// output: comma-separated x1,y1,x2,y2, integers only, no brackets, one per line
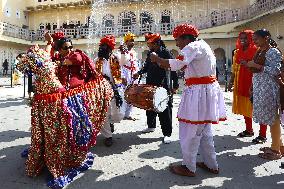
55,50,96,89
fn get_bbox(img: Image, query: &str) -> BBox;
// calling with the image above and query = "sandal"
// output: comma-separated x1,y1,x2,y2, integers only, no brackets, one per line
258,149,282,160
261,147,284,155
260,147,271,152
169,164,196,177
252,136,267,144
196,162,219,174
237,130,254,137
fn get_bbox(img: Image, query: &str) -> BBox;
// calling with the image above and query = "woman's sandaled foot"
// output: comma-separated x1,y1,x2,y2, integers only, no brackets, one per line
260,147,271,152
196,162,219,174
280,146,284,155
169,164,196,177
252,136,267,144
258,149,282,160
237,130,254,137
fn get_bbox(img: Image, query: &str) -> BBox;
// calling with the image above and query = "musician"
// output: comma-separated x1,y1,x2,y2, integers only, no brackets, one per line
119,32,139,120
150,24,226,176
133,33,179,144
94,35,125,147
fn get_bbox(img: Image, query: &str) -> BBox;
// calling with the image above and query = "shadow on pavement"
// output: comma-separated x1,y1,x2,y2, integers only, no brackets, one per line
68,165,204,189
0,130,30,143
0,98,27,108
92,131,163,157
0,144,48,189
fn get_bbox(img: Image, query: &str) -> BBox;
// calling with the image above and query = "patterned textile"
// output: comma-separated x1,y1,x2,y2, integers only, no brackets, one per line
95,55,122,84
253,48,282,125
16,46,113,184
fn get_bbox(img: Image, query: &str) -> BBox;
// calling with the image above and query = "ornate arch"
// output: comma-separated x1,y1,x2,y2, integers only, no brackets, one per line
140,11,153,25
118,11,136,26
160,9,172,34
103,14,114,27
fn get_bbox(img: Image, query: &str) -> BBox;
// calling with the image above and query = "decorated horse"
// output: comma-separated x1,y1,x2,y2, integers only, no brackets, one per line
16,45,113,188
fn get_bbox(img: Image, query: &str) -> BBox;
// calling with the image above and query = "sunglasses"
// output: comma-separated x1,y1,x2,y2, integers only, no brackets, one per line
62,46,73,50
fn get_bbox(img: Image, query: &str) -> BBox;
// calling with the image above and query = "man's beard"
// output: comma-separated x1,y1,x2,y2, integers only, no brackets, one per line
98,47,111,60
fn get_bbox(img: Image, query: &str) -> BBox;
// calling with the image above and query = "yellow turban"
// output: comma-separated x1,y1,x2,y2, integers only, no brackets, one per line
124,32,135,42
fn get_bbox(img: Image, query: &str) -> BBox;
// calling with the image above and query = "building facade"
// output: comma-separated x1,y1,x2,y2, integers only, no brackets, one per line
1,0,284,82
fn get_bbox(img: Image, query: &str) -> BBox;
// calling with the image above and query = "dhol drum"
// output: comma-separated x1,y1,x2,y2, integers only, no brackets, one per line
124,84,169,112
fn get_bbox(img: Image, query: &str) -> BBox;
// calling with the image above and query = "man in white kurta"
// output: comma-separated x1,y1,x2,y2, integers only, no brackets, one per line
119,32,139,120
94,35,126,147
150,24,226,177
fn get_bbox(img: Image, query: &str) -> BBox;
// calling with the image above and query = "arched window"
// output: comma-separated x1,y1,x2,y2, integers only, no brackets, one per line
161,10,171,23
103,14,114,27
140,11,153,26
140,11,154,33
102,14,114,34
118,11,136,26
39,23,45,30
160,10,172,34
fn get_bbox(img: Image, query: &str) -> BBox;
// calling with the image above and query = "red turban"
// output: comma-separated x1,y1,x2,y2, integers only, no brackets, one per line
51,31,65,41
145,33,161,43
173,24,199,39
100,35,116,50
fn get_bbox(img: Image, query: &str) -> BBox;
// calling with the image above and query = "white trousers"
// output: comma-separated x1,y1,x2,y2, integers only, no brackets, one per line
179,122,218,172
125,103,133,118
100,106,112,138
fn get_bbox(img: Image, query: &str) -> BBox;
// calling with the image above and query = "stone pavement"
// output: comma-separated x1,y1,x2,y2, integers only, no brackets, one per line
0,77,284,189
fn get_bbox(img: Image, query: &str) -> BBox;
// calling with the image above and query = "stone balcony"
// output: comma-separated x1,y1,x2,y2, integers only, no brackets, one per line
2,0,284,42
25,0,93,11
25,0,149,11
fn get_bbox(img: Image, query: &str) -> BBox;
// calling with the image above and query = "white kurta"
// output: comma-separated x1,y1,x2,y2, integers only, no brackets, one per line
120,49,139,85
94,57,126,138
169,40,223,173
169,40,226,124
120,49,139,117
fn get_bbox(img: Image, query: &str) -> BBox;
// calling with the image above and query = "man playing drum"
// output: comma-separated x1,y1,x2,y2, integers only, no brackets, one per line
150,24,226,176
94,35,125,147
119,32,140,120
133,33,179,144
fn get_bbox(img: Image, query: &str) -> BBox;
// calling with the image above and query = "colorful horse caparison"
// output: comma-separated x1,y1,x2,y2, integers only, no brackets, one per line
17,45,113,188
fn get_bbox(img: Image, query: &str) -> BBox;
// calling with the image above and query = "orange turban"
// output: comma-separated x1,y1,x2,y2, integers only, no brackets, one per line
100,35,116,50
145,33,161,43
173,24,199,39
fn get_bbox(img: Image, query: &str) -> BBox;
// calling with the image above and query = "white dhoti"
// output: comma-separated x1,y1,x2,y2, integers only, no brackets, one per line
179,122,218,172
100,106,112,138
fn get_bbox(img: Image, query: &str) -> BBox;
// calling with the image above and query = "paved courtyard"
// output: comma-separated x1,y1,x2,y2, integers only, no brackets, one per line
0,77,284,189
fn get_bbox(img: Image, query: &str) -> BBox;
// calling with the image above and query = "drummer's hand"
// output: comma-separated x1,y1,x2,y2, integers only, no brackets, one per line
122,78,127,86
133,73,139,80
150,53,159,63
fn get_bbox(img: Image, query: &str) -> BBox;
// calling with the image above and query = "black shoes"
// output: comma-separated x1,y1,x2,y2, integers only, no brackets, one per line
104,137,113,147
252,136,267,144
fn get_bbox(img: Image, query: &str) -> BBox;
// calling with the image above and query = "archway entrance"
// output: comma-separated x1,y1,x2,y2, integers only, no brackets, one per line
214,48,227,85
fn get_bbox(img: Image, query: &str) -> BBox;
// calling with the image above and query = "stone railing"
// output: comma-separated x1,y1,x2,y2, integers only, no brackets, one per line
0,22,32,41
1,0,284,41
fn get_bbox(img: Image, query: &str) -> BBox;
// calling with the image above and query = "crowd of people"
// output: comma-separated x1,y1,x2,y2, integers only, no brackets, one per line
15,23,284,188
